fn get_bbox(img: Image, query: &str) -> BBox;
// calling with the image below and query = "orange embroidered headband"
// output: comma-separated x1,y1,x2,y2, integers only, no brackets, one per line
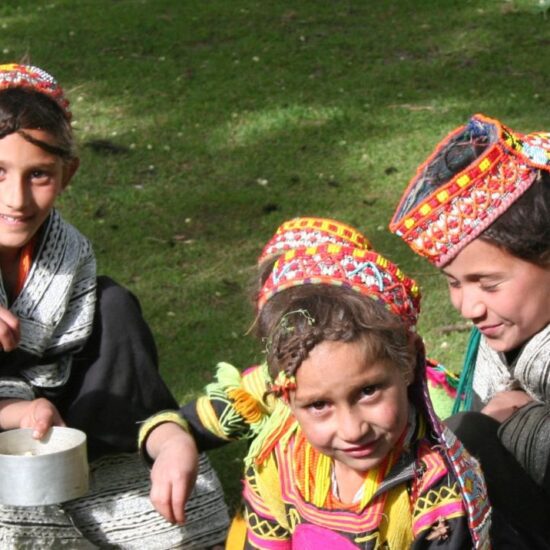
258,217,371,265
390,113,550,266
258,243,421,328
0,63,71,120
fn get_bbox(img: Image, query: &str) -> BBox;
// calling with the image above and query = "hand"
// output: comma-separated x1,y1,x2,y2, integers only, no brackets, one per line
0,306,20,352
147,423,199,524
19,398,66,439
481,390,534,423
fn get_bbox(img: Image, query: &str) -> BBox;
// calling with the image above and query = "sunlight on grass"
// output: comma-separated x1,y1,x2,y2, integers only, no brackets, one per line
212,104,344,149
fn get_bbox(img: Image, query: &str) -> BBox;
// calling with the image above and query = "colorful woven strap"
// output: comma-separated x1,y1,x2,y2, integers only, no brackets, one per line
0,63,71,120
258,243,420,328
390,113,550,266
258,217,371,265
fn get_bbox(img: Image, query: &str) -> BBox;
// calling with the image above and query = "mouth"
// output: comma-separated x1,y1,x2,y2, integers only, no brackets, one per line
477,323,504,338
0,213,32,225
340,440,378,458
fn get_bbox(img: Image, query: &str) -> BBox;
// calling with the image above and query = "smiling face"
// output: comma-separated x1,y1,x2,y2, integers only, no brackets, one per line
289,339,411,475
0,130,75,266
443,238,550,353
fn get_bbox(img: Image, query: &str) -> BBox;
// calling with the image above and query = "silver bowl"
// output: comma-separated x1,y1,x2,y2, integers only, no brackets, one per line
0,427,89,506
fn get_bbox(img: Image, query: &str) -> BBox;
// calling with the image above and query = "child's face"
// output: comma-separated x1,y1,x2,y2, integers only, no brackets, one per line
0,130,73,262
289,339,410,474
443,238,550,352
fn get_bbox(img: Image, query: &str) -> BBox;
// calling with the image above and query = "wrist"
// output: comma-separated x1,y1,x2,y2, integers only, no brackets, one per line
138,411,193,462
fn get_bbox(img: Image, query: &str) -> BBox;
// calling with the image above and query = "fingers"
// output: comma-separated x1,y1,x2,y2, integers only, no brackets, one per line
146,426,199,524
22,398,65,439
31,416,52,439
150,472,189,524
149,452,197,524
0,308,20,352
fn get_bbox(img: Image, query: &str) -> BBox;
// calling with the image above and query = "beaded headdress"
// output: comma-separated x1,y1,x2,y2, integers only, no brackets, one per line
390,113,550,266
258,243,420,328
258,217,371,265
0,63,71,120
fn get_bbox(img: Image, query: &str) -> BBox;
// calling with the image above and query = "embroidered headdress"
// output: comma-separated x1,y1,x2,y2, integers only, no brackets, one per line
258,217,371,265
0,63,71,120
390,114,550,266
258,243,420,328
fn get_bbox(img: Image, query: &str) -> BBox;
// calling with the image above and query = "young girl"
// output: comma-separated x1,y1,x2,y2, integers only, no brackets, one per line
141,241,491,549
0,63,228,548
390,113,550,547
140,216,374,525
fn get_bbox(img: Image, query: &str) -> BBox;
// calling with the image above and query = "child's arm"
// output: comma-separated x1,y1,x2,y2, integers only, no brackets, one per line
138,363,272,522
497,400,550,493
179,362,274,451
0,305,20,352
143,419,199,524
139,412,199,524
481,389,534,422
0,397,65,438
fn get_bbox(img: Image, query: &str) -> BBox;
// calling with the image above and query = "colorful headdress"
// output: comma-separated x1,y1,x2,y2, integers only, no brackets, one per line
258,217,371,265
258,243,420,328
390,114,550,266
0,64,71,120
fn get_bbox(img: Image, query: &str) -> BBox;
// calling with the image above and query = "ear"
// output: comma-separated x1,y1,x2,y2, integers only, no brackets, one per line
61,157,80,190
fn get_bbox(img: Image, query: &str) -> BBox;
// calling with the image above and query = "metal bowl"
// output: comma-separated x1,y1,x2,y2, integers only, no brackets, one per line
0,427,89,506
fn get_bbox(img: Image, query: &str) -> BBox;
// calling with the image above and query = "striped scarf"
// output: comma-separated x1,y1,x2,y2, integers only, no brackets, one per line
0,209,96,399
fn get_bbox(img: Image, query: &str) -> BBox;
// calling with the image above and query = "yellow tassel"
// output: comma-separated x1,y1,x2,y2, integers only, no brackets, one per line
227,388,265,424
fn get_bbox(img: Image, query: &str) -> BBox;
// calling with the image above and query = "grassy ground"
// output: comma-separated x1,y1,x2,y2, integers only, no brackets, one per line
1,0,548,510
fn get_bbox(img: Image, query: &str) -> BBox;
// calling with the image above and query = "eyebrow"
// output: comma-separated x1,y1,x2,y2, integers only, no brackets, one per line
441,269,505,281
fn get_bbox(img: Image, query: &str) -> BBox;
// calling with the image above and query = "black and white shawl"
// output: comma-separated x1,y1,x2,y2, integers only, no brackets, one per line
0,209,97,400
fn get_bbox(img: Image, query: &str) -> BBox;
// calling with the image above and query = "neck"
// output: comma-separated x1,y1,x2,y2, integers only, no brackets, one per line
333,461,366,504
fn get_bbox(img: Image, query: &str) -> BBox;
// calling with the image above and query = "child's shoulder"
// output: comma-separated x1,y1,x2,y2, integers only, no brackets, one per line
48,209,94,255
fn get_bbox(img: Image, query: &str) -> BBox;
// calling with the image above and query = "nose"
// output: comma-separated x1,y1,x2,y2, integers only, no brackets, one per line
337,406,367,444
458,288,486,321
3,173,28,210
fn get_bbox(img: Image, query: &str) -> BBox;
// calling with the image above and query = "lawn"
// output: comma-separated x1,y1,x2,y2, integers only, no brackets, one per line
1,0,548,510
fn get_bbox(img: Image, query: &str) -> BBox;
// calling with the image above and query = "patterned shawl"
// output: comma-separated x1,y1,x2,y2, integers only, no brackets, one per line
473,323,550,404
0,209,97,399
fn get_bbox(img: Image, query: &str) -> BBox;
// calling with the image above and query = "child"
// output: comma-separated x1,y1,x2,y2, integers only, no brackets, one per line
141,241,491,548
140,216,374,525
0,63,228,548
390,113,550,546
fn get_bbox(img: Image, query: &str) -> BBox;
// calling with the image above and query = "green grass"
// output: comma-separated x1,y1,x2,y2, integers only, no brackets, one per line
1,0,548,510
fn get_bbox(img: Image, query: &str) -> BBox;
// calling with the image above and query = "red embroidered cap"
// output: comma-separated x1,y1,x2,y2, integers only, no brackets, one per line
390,114,550,266
0,63,71,120
258,243,421,328
258,217,371,266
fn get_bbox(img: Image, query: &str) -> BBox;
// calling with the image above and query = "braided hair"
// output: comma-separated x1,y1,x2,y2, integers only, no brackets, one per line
259,284,415,382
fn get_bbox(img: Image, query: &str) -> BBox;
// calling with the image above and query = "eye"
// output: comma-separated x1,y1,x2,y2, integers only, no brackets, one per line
445,278,460,290
480,282,500,292
360,385,378,398
306,400,329,414
29,170,51,185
